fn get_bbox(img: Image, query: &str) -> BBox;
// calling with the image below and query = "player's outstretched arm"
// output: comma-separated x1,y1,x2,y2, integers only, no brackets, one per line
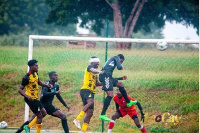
114,76,127,80
38,80,53,88
89,68,104,74
56,93,69,109
41,87,56,97
136,102,145,122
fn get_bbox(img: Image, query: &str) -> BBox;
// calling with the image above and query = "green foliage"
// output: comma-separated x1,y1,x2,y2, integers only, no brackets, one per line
45,0,199,35
150,127,172,132
0,0,77,36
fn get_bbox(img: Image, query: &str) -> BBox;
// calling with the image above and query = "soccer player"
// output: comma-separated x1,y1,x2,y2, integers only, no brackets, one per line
99,54,136,121
18,59,53,133
107,88,147,133
73,56,103,133
16,71,70,133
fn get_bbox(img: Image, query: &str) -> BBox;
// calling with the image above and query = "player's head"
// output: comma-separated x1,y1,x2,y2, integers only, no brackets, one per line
49,71,58,82
117,54,125,64
116,88,122,98
28,59,38,72
89,56,100,68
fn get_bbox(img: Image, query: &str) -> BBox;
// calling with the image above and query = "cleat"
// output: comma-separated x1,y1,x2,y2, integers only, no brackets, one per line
99,115,110,121
23,125,30,133
15,127,23,133
127,100,137,107
73,119,81,129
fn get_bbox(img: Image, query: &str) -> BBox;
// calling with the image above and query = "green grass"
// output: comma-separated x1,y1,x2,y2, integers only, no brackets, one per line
0,46,199,133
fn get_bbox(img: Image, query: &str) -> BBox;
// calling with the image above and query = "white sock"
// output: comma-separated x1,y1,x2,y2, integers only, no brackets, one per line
108,129,112,133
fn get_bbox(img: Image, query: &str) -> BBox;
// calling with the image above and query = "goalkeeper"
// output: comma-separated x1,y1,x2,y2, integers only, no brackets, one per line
107,87,147,133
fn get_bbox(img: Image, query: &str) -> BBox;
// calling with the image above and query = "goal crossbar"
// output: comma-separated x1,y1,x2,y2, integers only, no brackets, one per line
29,35,199,44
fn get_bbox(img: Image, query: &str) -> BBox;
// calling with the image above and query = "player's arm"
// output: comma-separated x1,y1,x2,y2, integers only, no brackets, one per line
42,86,56,97
38,80,53,88
136,101,145,122
115,56,123,70
114,76,127,80
56,93,70,110
96,81,102,86
18,85,32,100
18,77,33,101
136,101,143,113
55,85,70,110
89,67,104,74
96,76,103,86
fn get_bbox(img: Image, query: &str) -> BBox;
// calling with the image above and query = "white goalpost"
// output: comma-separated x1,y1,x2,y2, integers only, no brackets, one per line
25,35,199,122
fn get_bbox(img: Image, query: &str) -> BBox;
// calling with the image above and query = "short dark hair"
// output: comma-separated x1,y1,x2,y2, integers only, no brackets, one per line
28,59,38,67
91,56,98,58
49,71,56,77
117,54,125,60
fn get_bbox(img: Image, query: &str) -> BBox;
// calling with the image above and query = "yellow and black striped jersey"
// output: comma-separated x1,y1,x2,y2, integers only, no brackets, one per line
21,72,39,99
81,65,97,93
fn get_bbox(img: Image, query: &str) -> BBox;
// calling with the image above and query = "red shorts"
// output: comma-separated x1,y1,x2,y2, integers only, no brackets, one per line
118,108,137,118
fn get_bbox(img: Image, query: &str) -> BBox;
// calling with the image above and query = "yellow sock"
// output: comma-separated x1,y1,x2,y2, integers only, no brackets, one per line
28,117,37,128
36,124,42,133
76,111,85,121
81,122,88,132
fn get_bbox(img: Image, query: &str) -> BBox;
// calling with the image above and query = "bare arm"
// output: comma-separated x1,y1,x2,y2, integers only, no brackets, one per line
114,76,127,80
18,85,33,101
38,80,53,88
89,68,104,74
96,81,103,86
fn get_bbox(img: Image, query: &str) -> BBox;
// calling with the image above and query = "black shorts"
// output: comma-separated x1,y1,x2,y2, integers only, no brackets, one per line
43,104,59,115
99,73,118,91
80,89,94,109
24,98,44,114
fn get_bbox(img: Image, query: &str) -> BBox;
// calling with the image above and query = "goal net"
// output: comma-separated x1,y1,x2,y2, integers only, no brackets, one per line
26,35,198,132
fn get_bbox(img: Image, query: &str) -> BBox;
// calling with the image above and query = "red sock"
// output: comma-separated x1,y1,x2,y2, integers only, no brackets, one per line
140,126,147,133
108,120,115,129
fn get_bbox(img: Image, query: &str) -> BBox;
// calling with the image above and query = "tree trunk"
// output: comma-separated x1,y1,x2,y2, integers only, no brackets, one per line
112,1,123,49
112,0,145,49
127,0,145,38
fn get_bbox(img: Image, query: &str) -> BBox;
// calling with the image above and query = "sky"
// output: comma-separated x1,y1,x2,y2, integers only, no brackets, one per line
77,21,199,40
162,21,199,40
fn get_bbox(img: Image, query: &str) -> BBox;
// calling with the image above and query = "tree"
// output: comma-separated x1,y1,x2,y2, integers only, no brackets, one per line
0,0,77,36
45,0,199,49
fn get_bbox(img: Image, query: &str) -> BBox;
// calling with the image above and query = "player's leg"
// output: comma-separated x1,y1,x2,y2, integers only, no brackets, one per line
116,81,137,107
100,76,114,121
23,99,43,133
129,113,147,133
81,108,93,132
99,90,113,121
74,90,94,129
132,115,147,133
35,101,46,133
107,111,121,133
24,115,37,132
52,110,69,133
16,114,35,133
35,111,43,133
